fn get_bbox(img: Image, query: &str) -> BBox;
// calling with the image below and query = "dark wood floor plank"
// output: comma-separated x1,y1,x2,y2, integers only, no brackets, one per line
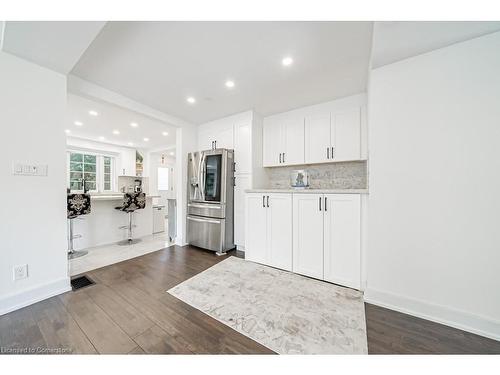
58,288,137,354
84,283,155,338
0,306,47,353
133,324,194,354
2,245,499,354
365,303,500,354
30,296,96,354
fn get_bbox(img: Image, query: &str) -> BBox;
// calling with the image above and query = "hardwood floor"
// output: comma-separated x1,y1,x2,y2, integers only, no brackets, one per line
0,245,499,354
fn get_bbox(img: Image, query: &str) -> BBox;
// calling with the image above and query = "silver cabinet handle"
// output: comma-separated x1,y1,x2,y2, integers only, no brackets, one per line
262,195,265,208
283,153,285,163
266,195,269,207
327,147,329,159
211,141,214,149
331,146,334,159
279,153,282,163
325,197,327,211
233,177,236,186
319,196,322,211
215,140,217,149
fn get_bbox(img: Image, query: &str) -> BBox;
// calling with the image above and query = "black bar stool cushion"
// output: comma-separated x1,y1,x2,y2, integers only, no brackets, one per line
115,192,146,212
67,193,91,219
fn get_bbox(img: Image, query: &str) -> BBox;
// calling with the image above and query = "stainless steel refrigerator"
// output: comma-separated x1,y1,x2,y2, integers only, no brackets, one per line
187,148,235,255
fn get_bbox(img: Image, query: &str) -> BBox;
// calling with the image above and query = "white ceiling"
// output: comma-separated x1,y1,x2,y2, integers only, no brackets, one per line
66,93,177,150
71,21,373,124
371,21,500,69
1,21,106,74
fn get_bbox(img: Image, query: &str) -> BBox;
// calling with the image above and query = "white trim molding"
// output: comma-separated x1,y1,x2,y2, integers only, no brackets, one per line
364,287,500,342
0,277,71,316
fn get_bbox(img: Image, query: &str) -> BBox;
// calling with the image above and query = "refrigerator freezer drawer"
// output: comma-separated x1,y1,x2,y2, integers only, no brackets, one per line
187,215,232,253
187,202,226,218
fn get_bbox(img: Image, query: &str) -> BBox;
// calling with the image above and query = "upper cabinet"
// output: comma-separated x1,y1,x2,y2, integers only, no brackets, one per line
198,122,234,151
264,94,367,167
263,113,305,167
331,108,361,162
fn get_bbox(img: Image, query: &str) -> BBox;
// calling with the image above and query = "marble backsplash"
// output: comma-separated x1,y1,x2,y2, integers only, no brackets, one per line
265,161,367,189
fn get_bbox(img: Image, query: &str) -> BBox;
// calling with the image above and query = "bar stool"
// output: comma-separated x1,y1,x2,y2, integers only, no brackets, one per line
67,193,91,259
115,192,146,245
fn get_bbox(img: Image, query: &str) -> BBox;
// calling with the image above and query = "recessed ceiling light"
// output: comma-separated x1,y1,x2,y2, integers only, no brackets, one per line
169,152,174,156
128,142,134,146
130,122,138,128
282,56,293,66
143,137,149,142
99,136,105,141
112,130,120,135
162,131,168,136
186,97,196,104
74,121,83,126
225,80,235,88
65,129,71,134
89,110,99,116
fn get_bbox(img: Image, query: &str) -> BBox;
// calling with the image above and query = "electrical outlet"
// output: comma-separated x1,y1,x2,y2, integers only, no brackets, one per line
13,264,28,281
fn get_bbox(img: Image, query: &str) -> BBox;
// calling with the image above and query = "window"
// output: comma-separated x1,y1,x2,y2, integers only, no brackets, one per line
68,151,115,193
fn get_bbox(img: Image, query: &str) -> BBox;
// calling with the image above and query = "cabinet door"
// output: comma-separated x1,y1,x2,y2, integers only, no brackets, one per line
305,112,331,164
233,122,251,174
234,174,251,248
283,115,304,166
120,149,136,176
323,194,361,289
198,128,213,151
332,107,361,161
267,193,293,271
245,193,267,264
263,117,282,167
292,194,324,279
214,125,234,150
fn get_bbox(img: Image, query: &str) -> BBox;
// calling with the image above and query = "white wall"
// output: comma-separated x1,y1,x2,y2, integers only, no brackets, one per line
0,52,69,314
366,32,500,339
175,126,197,245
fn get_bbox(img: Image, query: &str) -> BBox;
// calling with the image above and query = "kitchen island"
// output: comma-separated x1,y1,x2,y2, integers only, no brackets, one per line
71,193,159,250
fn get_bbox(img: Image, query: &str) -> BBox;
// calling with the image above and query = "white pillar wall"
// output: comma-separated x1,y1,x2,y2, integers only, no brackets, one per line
175,125,197,246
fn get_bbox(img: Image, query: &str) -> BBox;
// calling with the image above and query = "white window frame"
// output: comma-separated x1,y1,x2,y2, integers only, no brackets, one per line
67,149,117,193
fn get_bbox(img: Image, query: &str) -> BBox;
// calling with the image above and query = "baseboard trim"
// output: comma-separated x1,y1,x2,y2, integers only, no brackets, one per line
0,277,71,316
364,287,500,342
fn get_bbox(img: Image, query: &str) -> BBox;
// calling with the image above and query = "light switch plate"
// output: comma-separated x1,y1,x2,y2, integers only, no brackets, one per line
13,264,28,281
12,162,48,176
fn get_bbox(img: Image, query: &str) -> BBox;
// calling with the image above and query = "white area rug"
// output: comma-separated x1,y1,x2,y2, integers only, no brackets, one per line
168,257,368,354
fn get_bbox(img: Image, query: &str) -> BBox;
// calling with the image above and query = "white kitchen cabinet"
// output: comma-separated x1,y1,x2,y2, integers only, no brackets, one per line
292,193,324,279
263,114,304,167
305,112,331,164
120,149,136,176
198,123,234,151
267,193,293,270
332,108,361,162
234,174,251,249
245,193,292,271
283,116,305,165
233,122,251,174
263,117,282,167
245,193,269,264
198,128,213,151
323,194,361,289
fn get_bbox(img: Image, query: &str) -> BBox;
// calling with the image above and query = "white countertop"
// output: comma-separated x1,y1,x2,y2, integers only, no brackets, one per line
90,194,160,201
245,188,369,194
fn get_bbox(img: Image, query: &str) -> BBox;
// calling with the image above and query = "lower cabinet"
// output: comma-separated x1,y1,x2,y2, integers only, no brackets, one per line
245,193,292,271
293,193,361,289
246,191,361,290
292,194,324,279
323,194,361,289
